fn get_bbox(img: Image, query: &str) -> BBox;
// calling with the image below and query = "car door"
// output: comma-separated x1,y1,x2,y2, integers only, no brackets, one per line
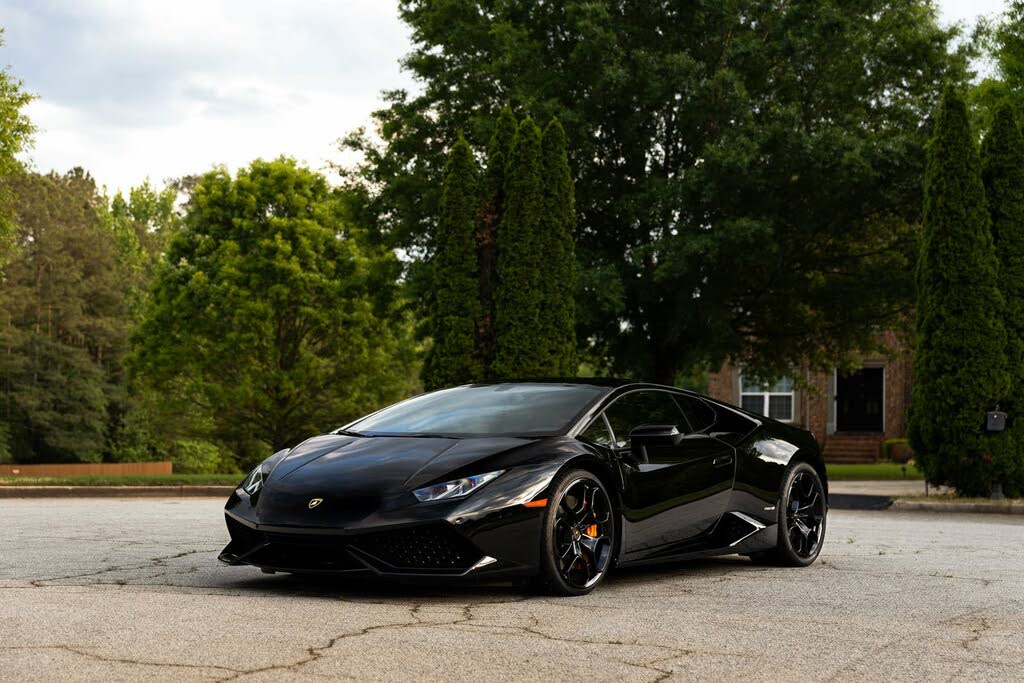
604,390,735,553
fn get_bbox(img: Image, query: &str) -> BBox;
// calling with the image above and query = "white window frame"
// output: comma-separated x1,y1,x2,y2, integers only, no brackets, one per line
739,373,795,423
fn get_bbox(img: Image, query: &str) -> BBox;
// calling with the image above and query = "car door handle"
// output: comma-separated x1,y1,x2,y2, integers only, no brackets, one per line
713,455,734,468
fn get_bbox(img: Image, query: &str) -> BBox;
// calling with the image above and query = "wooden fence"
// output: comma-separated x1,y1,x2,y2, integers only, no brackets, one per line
0,462,173,477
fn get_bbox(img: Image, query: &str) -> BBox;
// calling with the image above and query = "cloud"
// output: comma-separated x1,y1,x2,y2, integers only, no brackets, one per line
0,0,1005,194
1,0,416,192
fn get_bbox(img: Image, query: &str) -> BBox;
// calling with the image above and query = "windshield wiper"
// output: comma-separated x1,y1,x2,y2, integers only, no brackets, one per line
334,429,366,438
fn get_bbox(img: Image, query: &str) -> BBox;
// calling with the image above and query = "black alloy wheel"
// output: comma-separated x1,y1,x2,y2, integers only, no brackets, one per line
786,469,826,559
751,461,827,566
540,469,615,596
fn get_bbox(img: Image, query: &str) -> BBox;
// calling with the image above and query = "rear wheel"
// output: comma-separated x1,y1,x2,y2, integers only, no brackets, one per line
539,469,615,596
752,461,827,566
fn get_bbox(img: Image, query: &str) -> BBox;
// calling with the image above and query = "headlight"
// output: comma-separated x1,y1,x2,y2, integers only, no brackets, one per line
238,448,290,498
413,470,504,502
241,465,264,495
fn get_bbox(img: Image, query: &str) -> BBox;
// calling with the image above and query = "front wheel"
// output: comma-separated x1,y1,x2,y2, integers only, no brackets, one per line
539,469,616,596
752,462,827,566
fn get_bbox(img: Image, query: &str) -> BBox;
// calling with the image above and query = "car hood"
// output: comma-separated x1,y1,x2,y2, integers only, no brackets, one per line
255,433,535,527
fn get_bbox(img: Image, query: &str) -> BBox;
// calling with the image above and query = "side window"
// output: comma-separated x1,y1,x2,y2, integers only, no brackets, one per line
579,415,614,447
604,391,687,449
675,395,717,433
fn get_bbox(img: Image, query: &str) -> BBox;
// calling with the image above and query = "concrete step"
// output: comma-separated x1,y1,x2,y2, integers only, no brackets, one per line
824,436,882,464
827,447,880,457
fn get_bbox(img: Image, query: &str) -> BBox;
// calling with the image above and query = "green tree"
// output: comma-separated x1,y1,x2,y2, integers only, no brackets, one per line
423,137,483,389
477,105,518,370
0,29,36,268
980,101,1024,496
104,181,182,312
132,158,414,465
909,87,1009,496
539,118,577,375
99,182,220,470
342,0,971,383
0,170,126,462
973,1,1024,130
492,119,544,378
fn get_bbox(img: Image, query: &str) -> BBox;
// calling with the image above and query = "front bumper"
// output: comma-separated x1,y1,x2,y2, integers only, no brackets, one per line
219,462,560,581
219,513,516,579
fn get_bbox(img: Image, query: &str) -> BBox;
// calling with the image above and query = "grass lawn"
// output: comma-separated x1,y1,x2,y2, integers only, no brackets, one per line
826,462,923,481
2,464,918,485
0,474,241,487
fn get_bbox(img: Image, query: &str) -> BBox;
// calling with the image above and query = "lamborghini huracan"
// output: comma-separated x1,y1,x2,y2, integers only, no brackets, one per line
219,380,828,595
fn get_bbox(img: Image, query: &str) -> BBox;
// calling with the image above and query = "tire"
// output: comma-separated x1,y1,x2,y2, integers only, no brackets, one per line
752,461,827,567
538,468,616,596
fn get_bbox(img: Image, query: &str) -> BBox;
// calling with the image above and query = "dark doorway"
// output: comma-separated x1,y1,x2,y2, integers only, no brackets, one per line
836,367,884,432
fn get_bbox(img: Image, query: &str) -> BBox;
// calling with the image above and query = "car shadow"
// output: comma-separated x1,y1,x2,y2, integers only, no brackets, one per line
214,554,760,601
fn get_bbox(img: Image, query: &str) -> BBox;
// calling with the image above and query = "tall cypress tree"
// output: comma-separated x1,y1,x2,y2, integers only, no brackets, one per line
478,106,518,374
910,87,1010,496
538,118,577,375
423,136,483,390
492,118,544,378
981,101,1024,496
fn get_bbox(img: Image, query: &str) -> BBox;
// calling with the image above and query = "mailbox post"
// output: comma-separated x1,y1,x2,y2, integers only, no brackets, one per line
986,409,1007,500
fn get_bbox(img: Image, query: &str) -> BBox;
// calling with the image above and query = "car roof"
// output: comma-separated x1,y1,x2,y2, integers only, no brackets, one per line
463,378,694,393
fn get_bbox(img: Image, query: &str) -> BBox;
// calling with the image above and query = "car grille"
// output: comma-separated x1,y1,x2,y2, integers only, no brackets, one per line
226,517,481,574
349,525,480,571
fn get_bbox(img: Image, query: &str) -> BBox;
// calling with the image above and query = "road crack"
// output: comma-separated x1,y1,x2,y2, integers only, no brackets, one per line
0,645,243,675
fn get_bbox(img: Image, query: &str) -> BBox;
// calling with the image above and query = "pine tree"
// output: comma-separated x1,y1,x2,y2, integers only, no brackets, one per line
538,118,577,375
423,137,484,389
477,106,517,374
0,170,125,463
492,118,544,378
909,87,1010,496
981,101,1024,496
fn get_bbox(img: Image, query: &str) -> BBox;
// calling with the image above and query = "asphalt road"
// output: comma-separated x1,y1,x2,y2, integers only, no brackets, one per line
1,499,1022,682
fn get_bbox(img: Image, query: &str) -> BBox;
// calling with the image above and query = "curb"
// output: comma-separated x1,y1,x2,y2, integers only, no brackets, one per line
0,486,235,498
891,499,1024,515
829,493,892,511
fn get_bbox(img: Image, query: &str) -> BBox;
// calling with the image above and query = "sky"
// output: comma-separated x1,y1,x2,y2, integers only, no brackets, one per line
0,0,1012,194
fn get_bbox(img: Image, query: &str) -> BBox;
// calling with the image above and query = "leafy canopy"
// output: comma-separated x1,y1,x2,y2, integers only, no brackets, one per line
343,0,971,383
973,1,1024,129
132,158,415,460
0,29,36,267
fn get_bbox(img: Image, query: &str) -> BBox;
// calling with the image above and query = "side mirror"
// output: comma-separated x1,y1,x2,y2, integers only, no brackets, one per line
627,424,682,464
628,424,683,447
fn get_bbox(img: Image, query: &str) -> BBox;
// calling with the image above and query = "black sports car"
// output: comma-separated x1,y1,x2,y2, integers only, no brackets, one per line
219,380,828,595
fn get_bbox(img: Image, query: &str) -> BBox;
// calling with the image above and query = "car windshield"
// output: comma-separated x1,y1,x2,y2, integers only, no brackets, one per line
348,383,609,437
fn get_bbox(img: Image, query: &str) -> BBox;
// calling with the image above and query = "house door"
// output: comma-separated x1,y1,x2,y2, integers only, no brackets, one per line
836,367,884,432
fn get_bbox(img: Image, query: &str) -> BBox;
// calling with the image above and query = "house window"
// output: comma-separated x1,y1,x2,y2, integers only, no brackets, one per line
740,374,794,422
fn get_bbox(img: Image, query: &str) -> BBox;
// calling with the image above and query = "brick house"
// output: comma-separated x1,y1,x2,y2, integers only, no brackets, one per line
706,331,912,463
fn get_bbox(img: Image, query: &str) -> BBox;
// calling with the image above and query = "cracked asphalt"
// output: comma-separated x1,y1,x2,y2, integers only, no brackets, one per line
0,499,1022,682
